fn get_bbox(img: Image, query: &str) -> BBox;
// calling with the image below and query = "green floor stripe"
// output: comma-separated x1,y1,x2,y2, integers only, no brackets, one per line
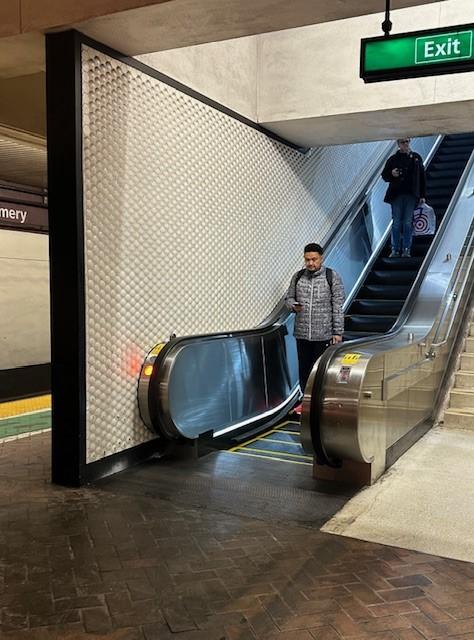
0,411,51,439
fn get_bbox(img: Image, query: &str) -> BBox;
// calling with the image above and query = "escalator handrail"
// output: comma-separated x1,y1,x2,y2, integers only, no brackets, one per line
143,316,301,439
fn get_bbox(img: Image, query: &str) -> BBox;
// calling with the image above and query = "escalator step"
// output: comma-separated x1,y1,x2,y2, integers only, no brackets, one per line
376,256,423,270
428,182,452,190
343,331,382,341
378,237,432,258
426,179,458,190
411,235,432,244
437,148,473,158
445,133,474,141
430,160,468,172
410,244,433,258
437,143,473,150
435,152,472,163
366,270,417,285
412,239,434,247
431,156,468,164
427,193,452,201
345,315,397,332
427,186,456,196
427,203,453,214
442,138,474,148
360,284,411,299
427,168,467,179
348,299,405,315
427,193,457,202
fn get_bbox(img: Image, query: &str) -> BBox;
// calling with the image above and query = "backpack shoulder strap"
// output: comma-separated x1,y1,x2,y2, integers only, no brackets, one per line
326,267,333,294
293,269,305,301
295,268,305,284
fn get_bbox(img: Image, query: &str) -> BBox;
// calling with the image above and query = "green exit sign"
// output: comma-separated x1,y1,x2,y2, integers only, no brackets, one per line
361,24,474,83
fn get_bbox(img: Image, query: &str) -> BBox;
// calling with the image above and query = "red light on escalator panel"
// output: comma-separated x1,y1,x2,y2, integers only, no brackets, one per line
143,365,154,377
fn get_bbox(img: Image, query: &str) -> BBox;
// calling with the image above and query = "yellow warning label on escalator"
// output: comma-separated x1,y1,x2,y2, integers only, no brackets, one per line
150,343,165,356
341,353,361,365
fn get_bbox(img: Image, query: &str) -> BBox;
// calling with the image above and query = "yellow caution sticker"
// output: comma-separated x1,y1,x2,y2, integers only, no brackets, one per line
150,343,165,356
341,353,361,365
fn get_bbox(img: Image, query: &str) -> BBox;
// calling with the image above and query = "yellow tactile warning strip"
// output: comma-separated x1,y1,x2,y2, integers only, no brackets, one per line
0,394,51,420
263,438,302,446
229,420,313,466
231,450,312,466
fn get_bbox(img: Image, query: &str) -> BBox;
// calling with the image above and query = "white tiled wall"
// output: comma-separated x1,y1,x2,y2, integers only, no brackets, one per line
82,45,391,462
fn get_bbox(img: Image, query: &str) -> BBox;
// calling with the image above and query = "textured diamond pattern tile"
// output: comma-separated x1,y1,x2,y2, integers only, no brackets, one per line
81,45,391,462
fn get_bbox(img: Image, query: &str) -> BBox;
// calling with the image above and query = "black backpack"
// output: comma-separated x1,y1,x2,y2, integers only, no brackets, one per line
293,267,333,303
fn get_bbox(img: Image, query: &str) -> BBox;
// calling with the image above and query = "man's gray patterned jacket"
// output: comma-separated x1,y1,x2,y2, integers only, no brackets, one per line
285,266,345,340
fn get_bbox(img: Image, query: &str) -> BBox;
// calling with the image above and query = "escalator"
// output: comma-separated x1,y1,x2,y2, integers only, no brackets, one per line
345,133,474,339
138,134,470,448
302,139,474,485
137,139,412,445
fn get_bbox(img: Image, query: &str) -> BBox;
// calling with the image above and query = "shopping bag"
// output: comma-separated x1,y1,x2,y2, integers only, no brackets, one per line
413,202,436,236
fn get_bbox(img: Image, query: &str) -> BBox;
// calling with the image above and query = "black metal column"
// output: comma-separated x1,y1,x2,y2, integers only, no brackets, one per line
46,30,86,486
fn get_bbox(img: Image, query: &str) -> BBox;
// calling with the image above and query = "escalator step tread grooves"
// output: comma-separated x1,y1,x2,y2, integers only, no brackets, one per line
375,257,423,269
428,186,456,193
344,332,382,340
437,151,472,158
443,140,474,147
426,178,458,185
345,133,474,336
348,301,405,316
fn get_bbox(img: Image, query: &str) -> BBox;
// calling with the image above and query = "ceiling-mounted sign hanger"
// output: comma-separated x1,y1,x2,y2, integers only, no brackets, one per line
360,0,474,82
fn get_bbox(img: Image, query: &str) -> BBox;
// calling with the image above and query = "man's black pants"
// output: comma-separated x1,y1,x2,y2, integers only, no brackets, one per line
296,339,330,394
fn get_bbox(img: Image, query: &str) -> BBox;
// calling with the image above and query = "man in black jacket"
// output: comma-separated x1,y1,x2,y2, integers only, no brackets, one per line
381,138,426,258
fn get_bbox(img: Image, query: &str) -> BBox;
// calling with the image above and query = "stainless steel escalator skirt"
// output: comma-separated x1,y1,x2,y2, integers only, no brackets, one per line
138,313,300,440
302,147,474,479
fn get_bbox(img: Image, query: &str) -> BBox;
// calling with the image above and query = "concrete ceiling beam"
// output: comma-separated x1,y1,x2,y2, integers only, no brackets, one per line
0,0,445,78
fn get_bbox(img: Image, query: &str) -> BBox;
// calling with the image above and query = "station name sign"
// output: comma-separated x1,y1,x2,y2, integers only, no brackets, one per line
361,23,474,83
0,200,48,233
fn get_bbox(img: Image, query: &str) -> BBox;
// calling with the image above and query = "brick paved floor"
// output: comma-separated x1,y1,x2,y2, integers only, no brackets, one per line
1,433,474,639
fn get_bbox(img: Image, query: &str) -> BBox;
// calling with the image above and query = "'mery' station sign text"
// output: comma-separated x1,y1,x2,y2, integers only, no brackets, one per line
0,200,48,232
361,23,474,83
